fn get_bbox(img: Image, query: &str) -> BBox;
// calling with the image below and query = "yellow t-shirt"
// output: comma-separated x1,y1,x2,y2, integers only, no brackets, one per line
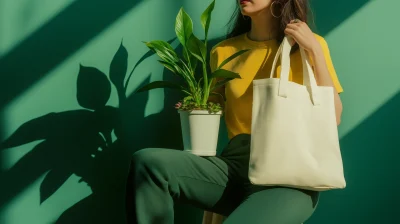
210,33,343,140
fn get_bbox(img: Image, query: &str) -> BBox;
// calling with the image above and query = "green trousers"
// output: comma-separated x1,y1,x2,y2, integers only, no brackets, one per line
125,134,319,224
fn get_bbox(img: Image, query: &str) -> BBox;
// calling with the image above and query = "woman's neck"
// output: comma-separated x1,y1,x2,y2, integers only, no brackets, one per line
248,10,278,41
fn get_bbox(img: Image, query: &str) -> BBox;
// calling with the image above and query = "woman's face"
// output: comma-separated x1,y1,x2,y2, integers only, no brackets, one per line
239,0,273,16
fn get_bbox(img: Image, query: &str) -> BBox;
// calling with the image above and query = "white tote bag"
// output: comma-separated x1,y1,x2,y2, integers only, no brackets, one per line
248,36,346,191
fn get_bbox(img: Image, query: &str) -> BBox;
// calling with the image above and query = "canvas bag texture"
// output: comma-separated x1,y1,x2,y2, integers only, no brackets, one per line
248,36,346,191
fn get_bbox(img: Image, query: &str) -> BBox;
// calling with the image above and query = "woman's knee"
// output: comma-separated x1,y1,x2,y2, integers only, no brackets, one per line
129,148,170,178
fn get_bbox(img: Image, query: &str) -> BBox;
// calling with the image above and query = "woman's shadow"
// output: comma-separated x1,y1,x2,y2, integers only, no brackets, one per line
0,37,225,224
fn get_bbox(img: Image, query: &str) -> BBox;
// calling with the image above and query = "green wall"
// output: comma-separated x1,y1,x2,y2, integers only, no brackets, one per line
0,0,184,223
1,0,399,223
308,0,400,223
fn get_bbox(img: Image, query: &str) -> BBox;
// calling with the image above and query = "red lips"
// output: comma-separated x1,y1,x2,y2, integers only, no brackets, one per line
240,0,250,5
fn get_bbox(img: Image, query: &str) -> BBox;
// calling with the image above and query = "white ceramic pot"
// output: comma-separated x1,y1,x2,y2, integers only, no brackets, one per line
178,110,222,156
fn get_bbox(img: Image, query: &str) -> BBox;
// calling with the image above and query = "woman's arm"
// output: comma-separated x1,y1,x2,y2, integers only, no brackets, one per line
285,20,343,126
309,46,343,125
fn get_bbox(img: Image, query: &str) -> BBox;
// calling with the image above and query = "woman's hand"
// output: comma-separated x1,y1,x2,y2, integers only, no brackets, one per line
285,19,343,126
284,19,321,53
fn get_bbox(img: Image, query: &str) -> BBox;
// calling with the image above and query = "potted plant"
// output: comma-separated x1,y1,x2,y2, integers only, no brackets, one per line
135,0,248,156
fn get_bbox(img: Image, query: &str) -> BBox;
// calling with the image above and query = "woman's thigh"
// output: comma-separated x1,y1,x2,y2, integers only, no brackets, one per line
126,147,243,216
223,187,319,224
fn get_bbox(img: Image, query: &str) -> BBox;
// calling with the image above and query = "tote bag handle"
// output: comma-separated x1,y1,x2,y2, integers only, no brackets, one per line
268,36,321,105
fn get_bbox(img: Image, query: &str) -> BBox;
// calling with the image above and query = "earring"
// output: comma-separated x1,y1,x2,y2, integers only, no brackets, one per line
271,1,283,18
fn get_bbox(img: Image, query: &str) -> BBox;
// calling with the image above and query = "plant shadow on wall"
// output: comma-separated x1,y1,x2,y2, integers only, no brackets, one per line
0,34,227,224
0,1,232,223
0,2,146,205
0,0,145,112
0,38,179,224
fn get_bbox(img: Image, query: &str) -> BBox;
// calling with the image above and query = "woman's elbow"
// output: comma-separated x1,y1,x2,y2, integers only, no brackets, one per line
336,104,343,126
336,116,341,126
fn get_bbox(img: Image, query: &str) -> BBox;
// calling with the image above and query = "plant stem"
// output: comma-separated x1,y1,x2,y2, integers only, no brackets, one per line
184,47,192,74
202,62,208,105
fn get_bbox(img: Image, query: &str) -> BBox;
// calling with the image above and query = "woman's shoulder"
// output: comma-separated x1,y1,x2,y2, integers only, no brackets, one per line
210,34,247,54
313,33,330,48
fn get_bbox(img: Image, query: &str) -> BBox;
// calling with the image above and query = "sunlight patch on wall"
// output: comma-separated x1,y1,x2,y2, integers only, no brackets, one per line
1,142,42,171
1,1,179,223
324,0,400,138
2,0,177,141
0,0,77,57
0,172,91,224
182,0,236,40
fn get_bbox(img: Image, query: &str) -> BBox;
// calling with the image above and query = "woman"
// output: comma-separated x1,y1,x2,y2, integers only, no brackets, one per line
125,0,344,223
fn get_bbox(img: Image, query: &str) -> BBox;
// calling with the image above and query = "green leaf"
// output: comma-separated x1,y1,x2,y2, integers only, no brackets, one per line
159,59,195,87
197,77,204,89
211,69,241,79
211,78,231,91
183,47,198,72
158,60,179,75
174,59,198,93
175,8,193,47
200,0,215,41
156,59,196,93
210,92,225,102
144,40,179,63
187,34,207,62
217,49,250,70
157,59,189,80
135,81,185,93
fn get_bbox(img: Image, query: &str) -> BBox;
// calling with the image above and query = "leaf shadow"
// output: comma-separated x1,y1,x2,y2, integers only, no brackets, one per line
0,0,145,112
0,36,228,224
0,40,152,223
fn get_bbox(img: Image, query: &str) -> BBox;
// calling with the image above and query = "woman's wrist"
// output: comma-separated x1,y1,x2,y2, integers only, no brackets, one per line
308,41,323,58
308,43,336,88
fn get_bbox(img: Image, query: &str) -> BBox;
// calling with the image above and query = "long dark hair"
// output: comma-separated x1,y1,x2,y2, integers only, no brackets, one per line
226,0,311,44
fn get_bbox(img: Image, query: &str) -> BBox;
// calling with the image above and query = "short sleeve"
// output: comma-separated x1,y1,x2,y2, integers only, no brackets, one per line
315,36,344,94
